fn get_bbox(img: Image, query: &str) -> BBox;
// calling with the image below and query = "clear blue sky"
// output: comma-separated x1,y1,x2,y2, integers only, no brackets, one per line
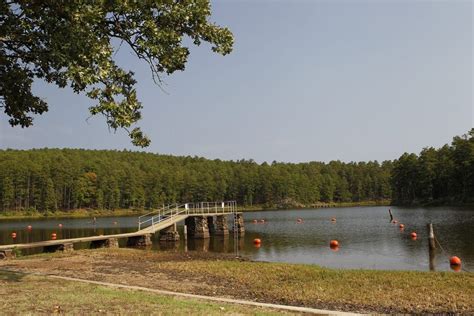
1,0,472,163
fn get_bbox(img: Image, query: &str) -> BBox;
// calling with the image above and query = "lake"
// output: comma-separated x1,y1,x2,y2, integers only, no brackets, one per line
1,206,472,272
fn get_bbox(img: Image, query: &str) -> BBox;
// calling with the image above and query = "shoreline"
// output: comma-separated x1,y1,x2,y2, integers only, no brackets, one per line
3,199,473,220
1,248,472,314
0,200,391,220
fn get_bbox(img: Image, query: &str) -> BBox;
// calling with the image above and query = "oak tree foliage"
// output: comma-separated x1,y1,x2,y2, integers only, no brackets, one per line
0,0,233,146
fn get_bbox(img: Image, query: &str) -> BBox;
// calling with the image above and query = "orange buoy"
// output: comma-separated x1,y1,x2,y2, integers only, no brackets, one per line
51,235,57,240
58,223,63,228
11,232,17,239
253,238,261,245
410,232,417,238
330,245,340,252
399,224,405,229
330,240,339,248
254,243,261,249
51,233,57,239
450,256,461,266
451,264,461,272
252,219,258,224
331,217,336,222
27,225,32,230
260,219,265,224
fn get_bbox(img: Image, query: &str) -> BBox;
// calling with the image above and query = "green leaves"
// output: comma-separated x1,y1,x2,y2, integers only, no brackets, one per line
1,0,234,146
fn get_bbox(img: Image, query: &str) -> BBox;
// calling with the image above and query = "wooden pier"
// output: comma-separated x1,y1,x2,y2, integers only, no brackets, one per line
0,201,244,259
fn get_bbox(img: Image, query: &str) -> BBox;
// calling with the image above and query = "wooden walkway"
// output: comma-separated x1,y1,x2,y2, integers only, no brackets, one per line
0,201,240,253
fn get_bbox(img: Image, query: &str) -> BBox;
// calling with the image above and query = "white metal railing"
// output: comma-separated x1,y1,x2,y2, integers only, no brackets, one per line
138,201,237,231
138,203,179,230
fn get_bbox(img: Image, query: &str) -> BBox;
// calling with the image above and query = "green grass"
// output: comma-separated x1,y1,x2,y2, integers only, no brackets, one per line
0,271,293,315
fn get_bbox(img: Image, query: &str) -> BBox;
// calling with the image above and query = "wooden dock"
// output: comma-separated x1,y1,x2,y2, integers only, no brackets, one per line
0,201,245,258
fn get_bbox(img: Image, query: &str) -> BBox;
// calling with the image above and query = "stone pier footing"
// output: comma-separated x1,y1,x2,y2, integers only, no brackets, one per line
0,249,14,259
127,234,152,247
90,238,119,249
159,225,180,242
207,216,216,235
215,215,229,236
234,213,245,235
185,216,210,239
43,243,74,253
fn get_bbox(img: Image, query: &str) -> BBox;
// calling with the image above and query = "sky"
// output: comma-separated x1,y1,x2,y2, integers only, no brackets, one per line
0,0,472,163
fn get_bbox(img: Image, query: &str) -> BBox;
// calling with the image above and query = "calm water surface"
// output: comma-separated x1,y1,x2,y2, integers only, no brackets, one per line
1,206,472,272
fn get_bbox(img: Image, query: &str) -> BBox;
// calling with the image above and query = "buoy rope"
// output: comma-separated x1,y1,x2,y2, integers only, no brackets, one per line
434,235,472,273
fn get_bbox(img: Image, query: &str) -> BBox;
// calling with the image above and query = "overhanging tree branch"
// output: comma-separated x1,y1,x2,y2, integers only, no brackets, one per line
0,1,233,147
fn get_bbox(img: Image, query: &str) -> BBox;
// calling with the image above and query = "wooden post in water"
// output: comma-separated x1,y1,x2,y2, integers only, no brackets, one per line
428,223,436,271
183,224,188,252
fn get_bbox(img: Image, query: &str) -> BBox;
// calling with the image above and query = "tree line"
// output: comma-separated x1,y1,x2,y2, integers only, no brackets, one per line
0,149,391,213
0,130,471,213
391,129,474,205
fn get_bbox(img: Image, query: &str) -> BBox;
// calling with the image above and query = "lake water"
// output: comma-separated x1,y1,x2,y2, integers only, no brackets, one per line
1,206,473,272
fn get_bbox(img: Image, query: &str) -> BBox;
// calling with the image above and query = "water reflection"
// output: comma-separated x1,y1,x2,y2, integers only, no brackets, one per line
241,207,473,272
0,206,473,271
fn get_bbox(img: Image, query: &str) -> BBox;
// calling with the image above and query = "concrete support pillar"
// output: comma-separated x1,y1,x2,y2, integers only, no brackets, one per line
44,243,74,253
90,238,119,249
185,216,210,239
127,234,152,248
159,224,180,242
215,215,229,236
207,216,216,235
0,249,14,259
234,213,245,235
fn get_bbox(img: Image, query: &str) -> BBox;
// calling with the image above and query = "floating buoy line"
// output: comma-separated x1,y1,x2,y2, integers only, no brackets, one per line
433,234,470,273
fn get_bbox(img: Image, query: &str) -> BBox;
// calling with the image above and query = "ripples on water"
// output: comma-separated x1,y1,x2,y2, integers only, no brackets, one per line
1,206,472,271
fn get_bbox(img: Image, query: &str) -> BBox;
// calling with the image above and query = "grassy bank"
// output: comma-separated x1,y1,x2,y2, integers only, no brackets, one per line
2,249,472,314
0,270,290,315
239,200,391,212
0,200,391,220
0,208,146,220
392,199,474,207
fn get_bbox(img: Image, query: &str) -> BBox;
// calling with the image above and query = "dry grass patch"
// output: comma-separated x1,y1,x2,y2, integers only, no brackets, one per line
2,248,473,314
156,258,473,313
0,270,295,315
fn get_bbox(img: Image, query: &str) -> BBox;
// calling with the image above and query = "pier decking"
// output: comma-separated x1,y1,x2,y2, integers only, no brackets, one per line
0,201,244,258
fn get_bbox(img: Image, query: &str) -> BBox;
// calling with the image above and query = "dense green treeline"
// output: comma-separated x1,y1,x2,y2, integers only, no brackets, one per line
0,149,391,213
0,130,472,213
391,129,474,205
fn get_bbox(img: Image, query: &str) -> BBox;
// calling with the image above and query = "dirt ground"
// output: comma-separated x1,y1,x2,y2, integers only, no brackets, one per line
1,250,229,296
1,248,472,314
